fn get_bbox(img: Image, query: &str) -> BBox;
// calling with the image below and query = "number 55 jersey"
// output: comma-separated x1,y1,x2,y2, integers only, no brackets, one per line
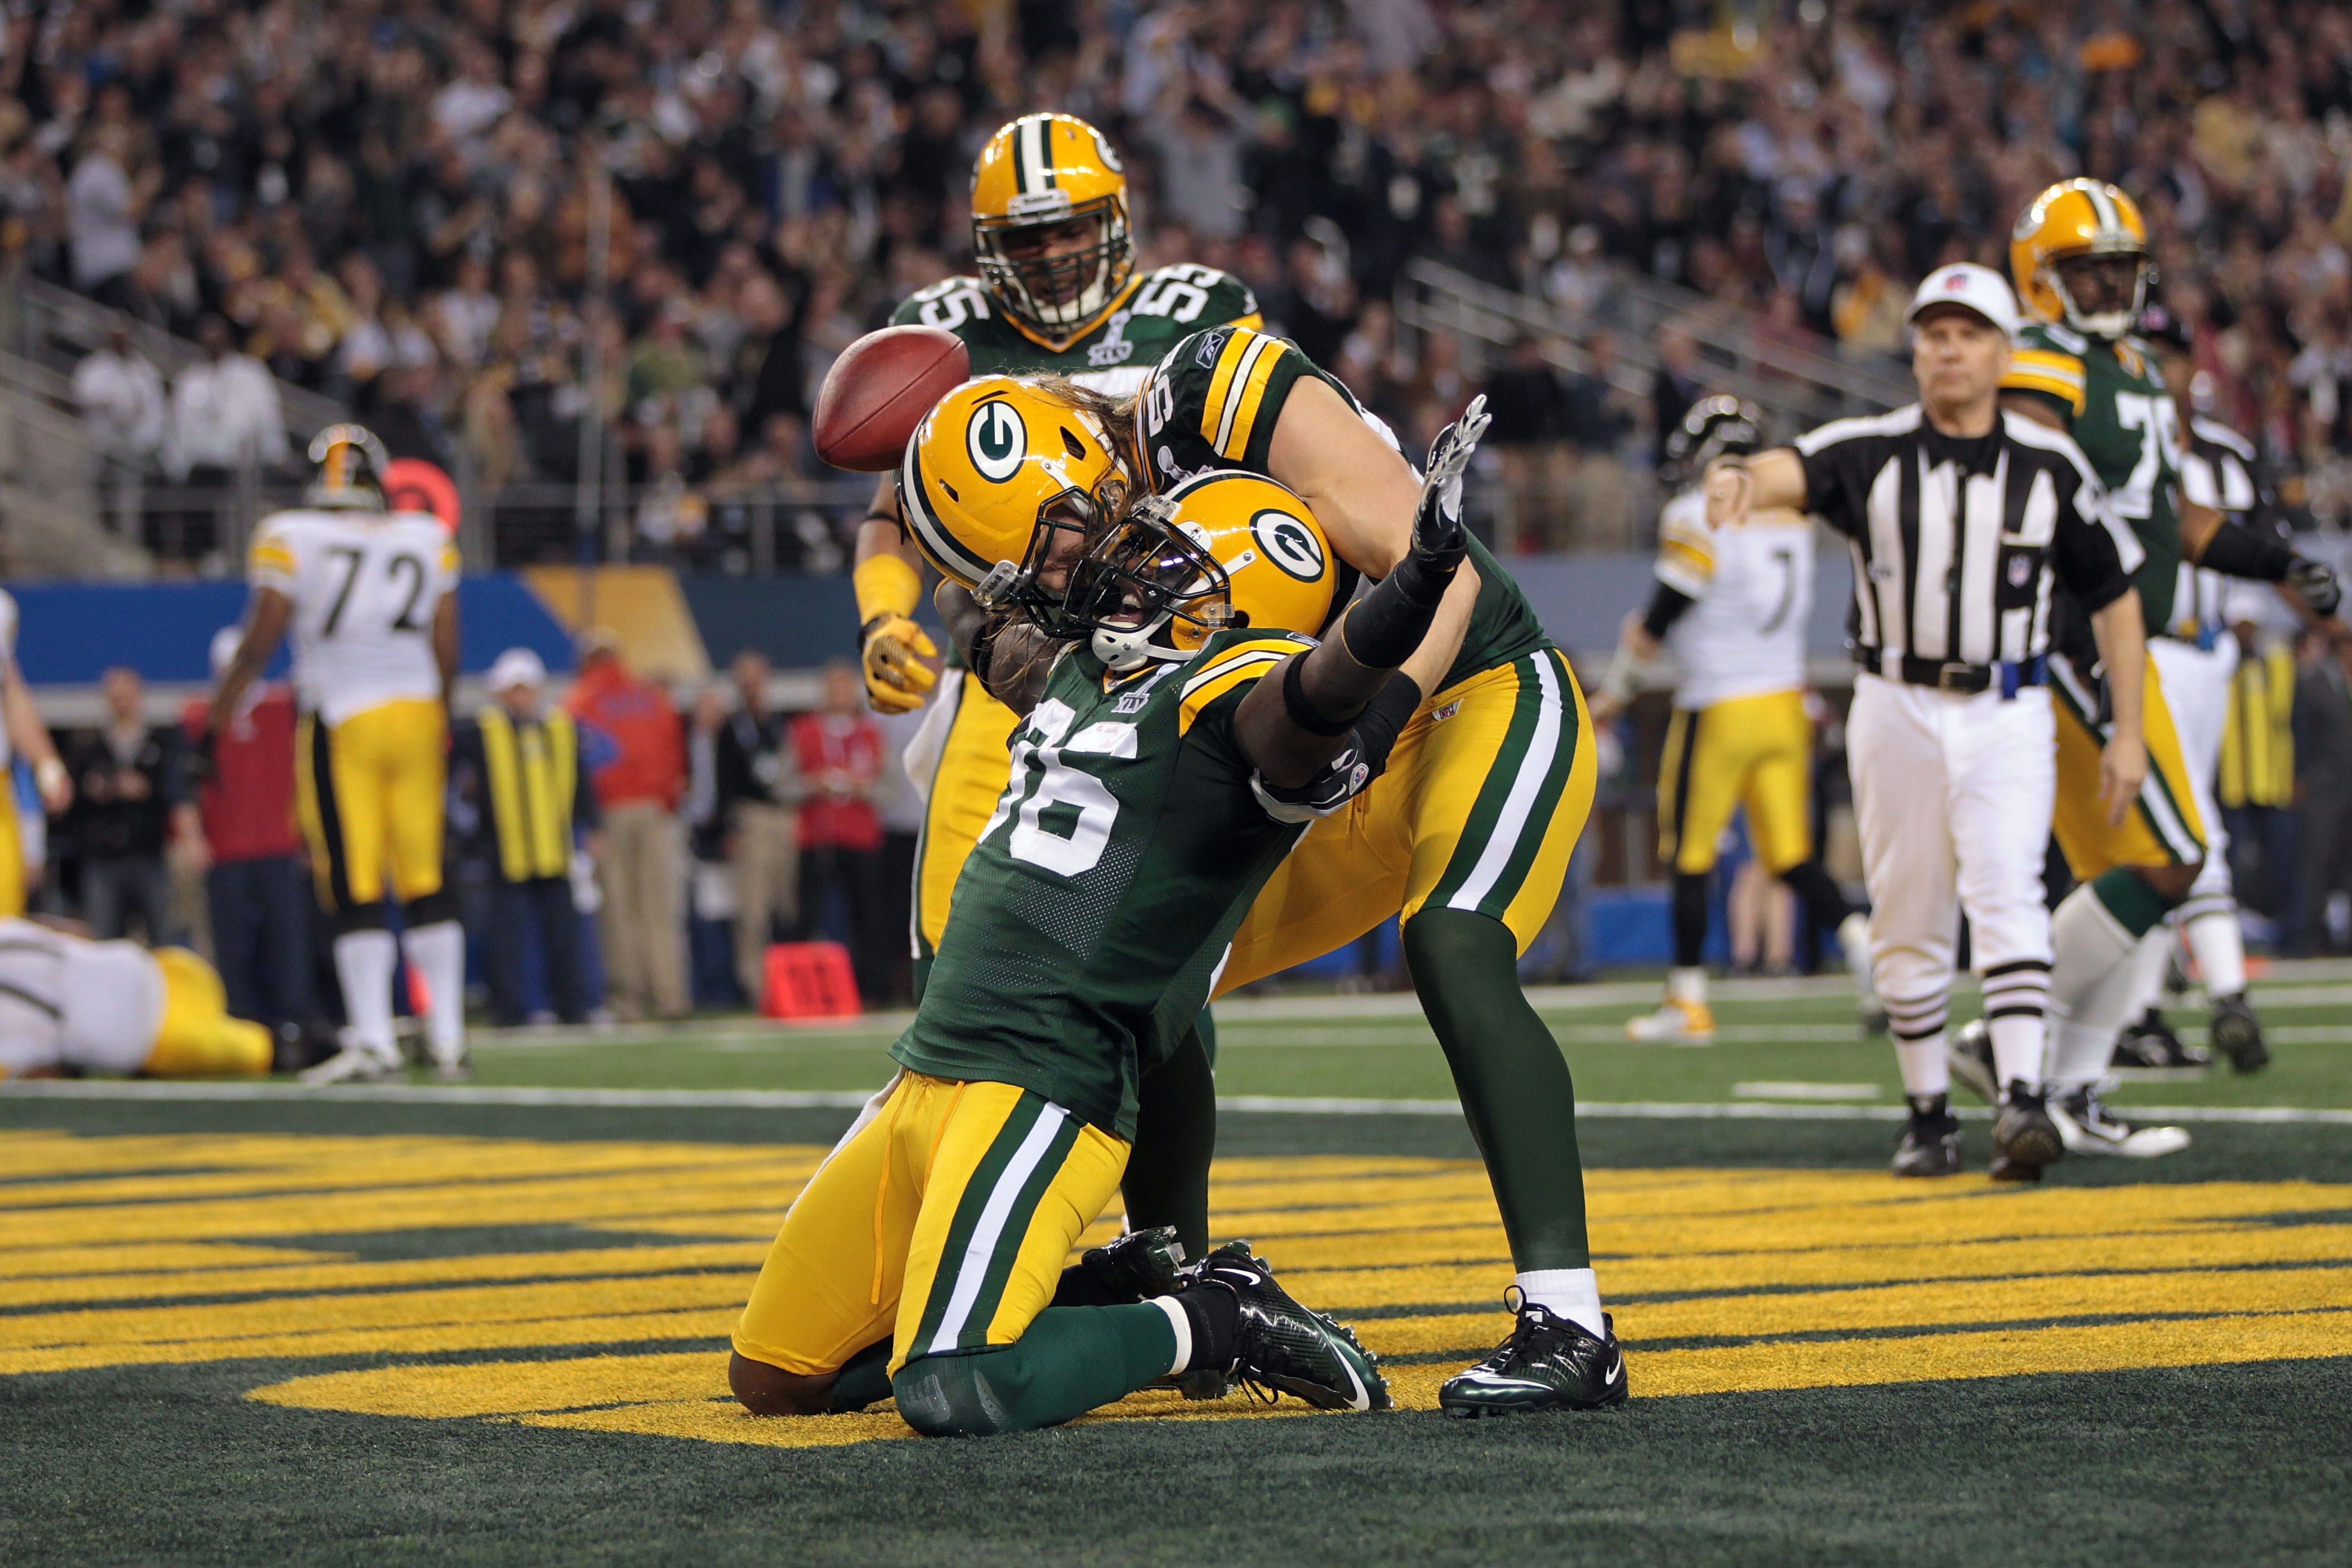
247,508,459,911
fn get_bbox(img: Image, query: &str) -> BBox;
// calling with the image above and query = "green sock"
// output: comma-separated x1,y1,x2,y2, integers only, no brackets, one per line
826,1337,893,1412
889,1304,1175,1436
1403,908,1592,1271
1120,1023,1216,1260
2090,866,2179,936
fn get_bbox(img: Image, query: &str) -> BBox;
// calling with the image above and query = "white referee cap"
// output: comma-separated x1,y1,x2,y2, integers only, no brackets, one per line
486,648,548,692
1906,263,2020,336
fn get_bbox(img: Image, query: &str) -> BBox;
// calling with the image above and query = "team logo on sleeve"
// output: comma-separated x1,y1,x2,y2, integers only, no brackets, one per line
967,399,1028,481
1251,509,1326,581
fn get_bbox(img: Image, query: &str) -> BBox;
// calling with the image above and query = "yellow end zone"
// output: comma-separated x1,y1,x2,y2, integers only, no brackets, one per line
3,1130,2349,1448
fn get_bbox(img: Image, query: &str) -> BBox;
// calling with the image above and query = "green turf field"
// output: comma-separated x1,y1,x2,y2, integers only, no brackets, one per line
3,967,2349,1566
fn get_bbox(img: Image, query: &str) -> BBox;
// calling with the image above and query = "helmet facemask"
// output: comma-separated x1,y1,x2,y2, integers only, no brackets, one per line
2046,248,2151,341
1062,495,1235,673
974,195,1136,342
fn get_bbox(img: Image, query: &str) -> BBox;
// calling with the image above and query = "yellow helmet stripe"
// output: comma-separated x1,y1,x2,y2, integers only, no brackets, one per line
899,442,992,583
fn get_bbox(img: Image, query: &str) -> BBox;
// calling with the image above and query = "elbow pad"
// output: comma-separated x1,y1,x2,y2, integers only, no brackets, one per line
1254,672,1422,824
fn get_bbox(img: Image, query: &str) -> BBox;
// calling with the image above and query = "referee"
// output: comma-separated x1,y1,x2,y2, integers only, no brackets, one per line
1705,263,2148,1180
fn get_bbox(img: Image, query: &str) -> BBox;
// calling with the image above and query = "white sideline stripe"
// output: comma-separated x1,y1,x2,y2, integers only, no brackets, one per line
7,1079,2352,1124
927,1102,1067,1355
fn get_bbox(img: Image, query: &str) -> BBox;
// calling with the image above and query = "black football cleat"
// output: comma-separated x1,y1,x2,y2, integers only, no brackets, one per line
1191,1241,1389,1412
2051,1084,2191,1157
1946,1019,1999,1105
1892,1094,1963,1177
2208,991,2269,1073
1083,1226,1187,1300
2112,1006,2208,1070
1439,1294,1627,1417
1990,1081,2064,1183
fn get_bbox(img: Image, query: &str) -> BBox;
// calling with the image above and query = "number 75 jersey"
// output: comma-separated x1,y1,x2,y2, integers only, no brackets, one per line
1653,489,1814,708
248,509,458,724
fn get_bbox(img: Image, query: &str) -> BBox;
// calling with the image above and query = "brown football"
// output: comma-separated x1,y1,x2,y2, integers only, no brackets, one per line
812,325,972,472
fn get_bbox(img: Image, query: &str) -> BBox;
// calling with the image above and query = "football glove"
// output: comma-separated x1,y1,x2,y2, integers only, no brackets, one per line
859,615,938,715
2289,555,2343,619
1410,394,1489,577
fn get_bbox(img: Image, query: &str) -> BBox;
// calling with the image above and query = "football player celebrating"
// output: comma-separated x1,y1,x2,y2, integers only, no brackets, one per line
1961,181,2340,1155
901,341,1621,1416
725,406,1512,1436
850,113,1262,977
210,427,469,1084
1591,397,1877,1044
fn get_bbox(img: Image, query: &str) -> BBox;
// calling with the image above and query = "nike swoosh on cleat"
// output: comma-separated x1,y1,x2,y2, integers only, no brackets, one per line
1604,1359,1622,1386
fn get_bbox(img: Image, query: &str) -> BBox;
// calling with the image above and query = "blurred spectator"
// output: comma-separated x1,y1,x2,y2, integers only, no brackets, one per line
715,649,804,1011
682,683,744,1008
455,650,596,1026
566,630,687,1020
1560,331,1638,550
64,667,185,944
72,321,165,538
66,126,152,304
1650,325,1704,465
2293,631,2352,954
792,661,888,1005
1482,336,1572,553
184,628,310,1030
870,702,931,1009
162,316,287,558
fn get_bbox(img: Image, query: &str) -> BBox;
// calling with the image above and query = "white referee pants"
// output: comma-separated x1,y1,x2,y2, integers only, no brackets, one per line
1847,674,2056,1096
2149,636,2237,901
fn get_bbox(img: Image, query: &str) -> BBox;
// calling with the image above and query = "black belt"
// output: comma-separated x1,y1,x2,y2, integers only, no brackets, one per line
1866,652,2047,696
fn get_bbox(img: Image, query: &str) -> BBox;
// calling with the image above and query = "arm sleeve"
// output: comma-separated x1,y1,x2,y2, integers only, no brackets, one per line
1653,492,1717,597
1788,438,1858,539
1642,581,1696,640
247,523,297,594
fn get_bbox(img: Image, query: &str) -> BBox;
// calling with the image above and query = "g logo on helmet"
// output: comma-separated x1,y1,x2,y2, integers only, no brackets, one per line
967,399,1027,482
1251,509,1325,581
1091,127,1124,174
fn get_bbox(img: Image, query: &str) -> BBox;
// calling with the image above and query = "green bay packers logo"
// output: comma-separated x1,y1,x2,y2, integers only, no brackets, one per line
967,399,1027,482
1251,509,1324,581
1090,126,1124,174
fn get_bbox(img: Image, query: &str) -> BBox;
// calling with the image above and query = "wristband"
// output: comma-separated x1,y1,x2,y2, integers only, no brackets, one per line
2197,520,2297,582
854,552,924,625
1281,653,1360,737
33,758,66,797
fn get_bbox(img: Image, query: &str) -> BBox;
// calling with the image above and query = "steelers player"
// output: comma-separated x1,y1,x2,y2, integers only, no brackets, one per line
1591,397,1875,1044
727,416,1530,1434
0,915,271,1081
0,588,73,913
903,347,1616,1416
209,426,469,1084
851,113,1262,982
1967,181,2340,1155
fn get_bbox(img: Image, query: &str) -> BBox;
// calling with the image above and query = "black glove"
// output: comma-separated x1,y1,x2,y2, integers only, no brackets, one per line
2289,556,2343,619
1409,394,1490,576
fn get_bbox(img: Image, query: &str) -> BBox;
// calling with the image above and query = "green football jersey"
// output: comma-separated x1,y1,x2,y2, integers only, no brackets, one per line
1129,325,1552,692
891,628,1326,1139
889,263,1263,398
2005,321,2184,634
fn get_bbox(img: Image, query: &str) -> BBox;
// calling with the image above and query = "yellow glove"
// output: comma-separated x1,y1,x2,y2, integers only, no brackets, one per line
854,551,937,714
861,614,938,713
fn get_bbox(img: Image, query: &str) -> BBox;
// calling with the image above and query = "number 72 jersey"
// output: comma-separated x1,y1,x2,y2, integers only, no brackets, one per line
247,509,458,724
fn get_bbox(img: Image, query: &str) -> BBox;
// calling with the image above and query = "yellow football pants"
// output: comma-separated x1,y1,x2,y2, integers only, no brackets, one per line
142,947,272,1077
1655,688,1815,876
732,1074,1129,1378
295,698,448,911
2050,650,2207,876
912,676,1023,959
0,801,22,919
1218,647,1596,992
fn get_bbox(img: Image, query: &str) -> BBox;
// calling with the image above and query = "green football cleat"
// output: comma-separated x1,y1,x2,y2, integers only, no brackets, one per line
1439,1297,1627,1416
1191,1242,1390,1412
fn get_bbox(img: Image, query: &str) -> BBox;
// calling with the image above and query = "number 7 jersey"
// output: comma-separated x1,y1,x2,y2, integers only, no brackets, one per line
248,509,459,723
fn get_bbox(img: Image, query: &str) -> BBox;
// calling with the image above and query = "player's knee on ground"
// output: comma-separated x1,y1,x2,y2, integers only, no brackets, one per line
891,1350,1021,1437
728,1350,836,1416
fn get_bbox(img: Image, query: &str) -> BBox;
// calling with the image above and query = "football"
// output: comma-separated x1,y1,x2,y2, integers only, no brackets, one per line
812,324,972,472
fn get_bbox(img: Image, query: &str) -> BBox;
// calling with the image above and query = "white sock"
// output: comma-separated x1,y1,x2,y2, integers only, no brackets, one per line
1666,966,1707,1007
2184,904,2247,997
1516,1267,1606,1340
2123,922,2175,1021
1895,1035,1949,1098
1985,1014,2046,1094
402,919,468,1062
1837,913,1876,998
2046,885,2142,1091
334,929,400,1062
1150,1294,1193,1375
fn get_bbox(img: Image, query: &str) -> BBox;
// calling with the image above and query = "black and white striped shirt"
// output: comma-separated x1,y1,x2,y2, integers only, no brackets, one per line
1794,406,2143,674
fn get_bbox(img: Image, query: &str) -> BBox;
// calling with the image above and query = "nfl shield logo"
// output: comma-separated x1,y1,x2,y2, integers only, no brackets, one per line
2007,554,2033,587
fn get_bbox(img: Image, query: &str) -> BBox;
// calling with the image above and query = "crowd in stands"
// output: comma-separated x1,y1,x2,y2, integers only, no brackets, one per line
18,2,2352,568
